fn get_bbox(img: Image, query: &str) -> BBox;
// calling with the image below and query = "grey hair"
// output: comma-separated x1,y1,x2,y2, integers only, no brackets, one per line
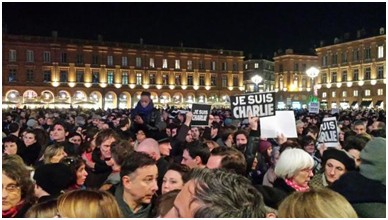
275,148,313,179
189,168,267,218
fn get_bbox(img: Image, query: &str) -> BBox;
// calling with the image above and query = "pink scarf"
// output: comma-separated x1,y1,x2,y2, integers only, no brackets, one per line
285,178,310,192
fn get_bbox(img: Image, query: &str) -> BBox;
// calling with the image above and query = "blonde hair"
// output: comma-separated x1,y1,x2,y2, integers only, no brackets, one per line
25,199,57,218
57,189,122,218
43,144,64,164
278,188,358,218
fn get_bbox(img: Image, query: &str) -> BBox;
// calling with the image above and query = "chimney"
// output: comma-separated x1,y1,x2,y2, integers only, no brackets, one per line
285,49,293,54
97,34,103,42
380,27,385,35
180,41,183,47
357,30,361,38
139,38,143,45
343,32,350,40
320,40,325,47
334,37,340,44
51,30,58,39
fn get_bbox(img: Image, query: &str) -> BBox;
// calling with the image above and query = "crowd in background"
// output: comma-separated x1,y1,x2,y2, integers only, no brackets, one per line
2,91,386,218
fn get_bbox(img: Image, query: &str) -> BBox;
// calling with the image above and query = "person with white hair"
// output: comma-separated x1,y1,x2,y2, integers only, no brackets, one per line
273,148,314,197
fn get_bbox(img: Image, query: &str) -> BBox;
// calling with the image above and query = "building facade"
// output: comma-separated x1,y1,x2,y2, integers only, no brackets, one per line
243,59,275,93
315,30,386,110
3,33,245,109
273,49,319,109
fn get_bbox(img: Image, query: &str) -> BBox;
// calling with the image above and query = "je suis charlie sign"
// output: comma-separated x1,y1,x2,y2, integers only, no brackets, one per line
230,92,275,119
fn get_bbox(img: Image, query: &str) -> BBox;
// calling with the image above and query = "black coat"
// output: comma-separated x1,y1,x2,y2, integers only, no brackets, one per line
20,142,41,166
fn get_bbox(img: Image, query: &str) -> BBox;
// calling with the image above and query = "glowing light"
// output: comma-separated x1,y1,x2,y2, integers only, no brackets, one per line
306,67,320,78
283,88,287,91
10,93,16,99
316,84,322,89
193,85,199,90
84,82,92,88
156,85,162,89
347,82,353,87
181,85,187,90
169,85,175,90
336,83,342,88
68,82,76,87
228,86,233,91
326,84,331,88
100,83,107,88
129,84,136,89
239,86,245,91
358,81,364,86
143,84,150,89
274,88,279,92
115,84,122,89
371,80,377,85
205,86,211,90
52,81,60,87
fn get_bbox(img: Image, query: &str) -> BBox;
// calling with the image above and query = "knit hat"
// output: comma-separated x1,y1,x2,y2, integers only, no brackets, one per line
259,140,272,154
155,132,170,144
33,163,73,195
359,137,386,185
27,119,38,128
322,148,356,171
224,118,233,126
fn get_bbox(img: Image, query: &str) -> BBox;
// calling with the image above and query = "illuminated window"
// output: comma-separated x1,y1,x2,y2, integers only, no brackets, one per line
163,59,168,69
254,63,259,69
321,73,327,83
322,92,327,98
175,60,180,69
378,89,384,95
353,90,358,97
122,56,128,67
107,71,114,85
187,60,193,71
332,91,336,98
107,56,113,66
163,74,168,85
365,90,371,96
342,91,347,97
122,72,128,85
136,57,142,68
211,61,216,71
9,49,16,62
149,58,155,68
149,73,156,84
136,73,142,85
378,46,384,58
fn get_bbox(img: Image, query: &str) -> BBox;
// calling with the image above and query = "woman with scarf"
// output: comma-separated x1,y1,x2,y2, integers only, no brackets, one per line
2,158,35,218
273,148,314,200
130,91,164,138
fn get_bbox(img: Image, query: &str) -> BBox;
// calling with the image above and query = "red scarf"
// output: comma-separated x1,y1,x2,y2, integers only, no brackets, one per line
285,178,310,192
2,201,24,218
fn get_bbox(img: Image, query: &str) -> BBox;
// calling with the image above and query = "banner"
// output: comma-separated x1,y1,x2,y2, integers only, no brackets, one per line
309,102,319,114
317,117,339,147
230,92,275,119
191,104,211,126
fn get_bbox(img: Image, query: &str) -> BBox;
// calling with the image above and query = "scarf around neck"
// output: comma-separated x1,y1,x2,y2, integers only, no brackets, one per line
285,178,310,192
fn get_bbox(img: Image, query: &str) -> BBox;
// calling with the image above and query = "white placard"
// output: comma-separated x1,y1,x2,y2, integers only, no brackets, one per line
260,111,298,138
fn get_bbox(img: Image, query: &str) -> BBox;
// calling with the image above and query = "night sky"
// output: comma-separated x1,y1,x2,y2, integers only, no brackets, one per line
2,2,386,58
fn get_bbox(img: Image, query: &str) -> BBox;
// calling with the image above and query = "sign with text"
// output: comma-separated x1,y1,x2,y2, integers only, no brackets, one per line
230,92,275,119
309,102,319,114
317,117,339,147
191,104,211,126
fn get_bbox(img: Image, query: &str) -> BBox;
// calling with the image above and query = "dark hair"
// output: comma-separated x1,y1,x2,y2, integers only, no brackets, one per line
233,130,249,143
120,151,156,179
110,140,134,166
60,156,85,186
344,135,367,152
300,135,316,148
184,141,211,165
95,128,120,148
141,91,151,97
154,189,180,217
279,140,302,154
370,129,386,138
50,120,70,132
210,147,247,176
166,163,191,183
8,122,20,134
3,135,19,144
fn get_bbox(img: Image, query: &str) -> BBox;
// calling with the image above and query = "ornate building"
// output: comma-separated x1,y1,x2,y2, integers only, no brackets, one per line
315,29,386,110
2,33,245,109
243,59,275,93
273,49,318,109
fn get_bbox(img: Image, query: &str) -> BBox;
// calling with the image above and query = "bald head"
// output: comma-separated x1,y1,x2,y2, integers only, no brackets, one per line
136,138,160,160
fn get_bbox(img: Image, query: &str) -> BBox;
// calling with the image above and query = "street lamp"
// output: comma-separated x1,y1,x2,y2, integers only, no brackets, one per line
306,66,320,100
251,75,263,92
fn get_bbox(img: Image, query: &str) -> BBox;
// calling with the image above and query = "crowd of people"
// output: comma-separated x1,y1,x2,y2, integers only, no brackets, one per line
2,91,386,218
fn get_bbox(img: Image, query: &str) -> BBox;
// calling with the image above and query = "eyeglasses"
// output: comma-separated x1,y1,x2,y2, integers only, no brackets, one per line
3,184,20,193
